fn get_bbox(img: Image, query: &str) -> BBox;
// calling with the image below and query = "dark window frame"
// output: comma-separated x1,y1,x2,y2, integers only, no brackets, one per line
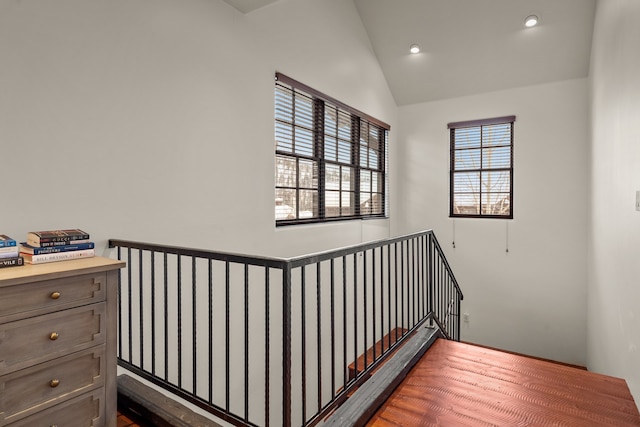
448,115,515,219
275,73,390,226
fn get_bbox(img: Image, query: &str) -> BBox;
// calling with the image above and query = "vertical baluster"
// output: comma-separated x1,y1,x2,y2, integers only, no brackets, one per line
151,251,156,376
209,259,214,405
244,264,249,421
193,257,197,397
282,263,292,427
342,256,347,390
330,259,336,399
127,247,132,363
225,261,230,413
316,262,322,413
400,241,405,335
353,253,358,379
265,266,270,427
164,252,169,381
301,266,307,425
394,242,398,342
117,246,122,360
177,255,182,388
139,250,144,370
387,244,392,351
363,250,368,370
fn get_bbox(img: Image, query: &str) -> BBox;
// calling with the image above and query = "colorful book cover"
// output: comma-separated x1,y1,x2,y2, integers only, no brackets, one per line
20,242,95,255
0,250,20,259
0,235,17,248
23,248,95,264
27,229,90,246
0,256,23,268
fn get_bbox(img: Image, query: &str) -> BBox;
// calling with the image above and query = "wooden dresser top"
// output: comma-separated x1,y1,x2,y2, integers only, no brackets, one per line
0,257,125,287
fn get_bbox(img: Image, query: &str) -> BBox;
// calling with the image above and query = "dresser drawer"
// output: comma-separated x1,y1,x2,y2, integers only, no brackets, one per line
0,273,106,323
6,388,104,427
0,303,106,375
0,346,105,426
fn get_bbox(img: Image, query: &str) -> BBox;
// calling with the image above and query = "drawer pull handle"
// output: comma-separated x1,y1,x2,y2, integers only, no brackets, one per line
50,332,59,340
50,291,61,300
49,379,60,388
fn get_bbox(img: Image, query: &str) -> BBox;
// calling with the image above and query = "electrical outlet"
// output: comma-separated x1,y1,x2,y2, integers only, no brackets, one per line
463,313,470,323
636,191,640,211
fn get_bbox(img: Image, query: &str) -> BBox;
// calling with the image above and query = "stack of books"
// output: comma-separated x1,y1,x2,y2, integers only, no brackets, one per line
19,229,95,264
0,235,23,268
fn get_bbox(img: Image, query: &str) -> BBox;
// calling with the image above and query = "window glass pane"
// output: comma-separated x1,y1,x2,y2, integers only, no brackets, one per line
341,192,353,215
298,190,318,218
294,95,313,129
371,193,383,214
360,143,368,167
341,167,352,191
482,146,510,169
453,171,480,193
275,121,293,153
360,170,371,192
338,111,351,140
455,148,481,170
481,171,510,193
275,155,297,187
338,141,351,164
325,106,337,137
483,124,511,146
360,194,372,215
454,127,481,149
326,190,340,217
295,127,314,156
373,172,384,192
369,148,378,169
326,164,340,190
325,136,337,161
275,189,296,220
275,86,293,123
482,193,510,215
298,159,318,189
453,193,479,215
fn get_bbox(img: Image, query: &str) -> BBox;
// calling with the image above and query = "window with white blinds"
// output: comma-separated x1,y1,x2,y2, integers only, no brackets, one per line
275,73,389,225
448,116,515,219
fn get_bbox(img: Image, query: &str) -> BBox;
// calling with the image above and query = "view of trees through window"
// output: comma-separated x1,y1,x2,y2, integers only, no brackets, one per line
275,73,389,224
449,116,515,218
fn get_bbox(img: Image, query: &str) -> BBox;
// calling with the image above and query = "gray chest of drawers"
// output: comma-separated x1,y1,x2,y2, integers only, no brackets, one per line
0,257,125,427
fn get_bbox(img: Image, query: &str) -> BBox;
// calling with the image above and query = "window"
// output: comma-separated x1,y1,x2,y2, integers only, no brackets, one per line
448,116,515,219
275,73,389,225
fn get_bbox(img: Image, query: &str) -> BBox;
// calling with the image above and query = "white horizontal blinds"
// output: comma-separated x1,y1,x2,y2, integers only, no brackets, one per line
275,73,390,224
449,116,514,218
359,120,385,215
324,105,355,217
275,83,319,220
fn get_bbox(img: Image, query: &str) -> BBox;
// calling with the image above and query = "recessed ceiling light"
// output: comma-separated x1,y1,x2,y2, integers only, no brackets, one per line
409,44,420,54
524,15,539,27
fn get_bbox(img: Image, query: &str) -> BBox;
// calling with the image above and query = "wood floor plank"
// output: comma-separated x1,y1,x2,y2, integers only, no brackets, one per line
367,339,640,427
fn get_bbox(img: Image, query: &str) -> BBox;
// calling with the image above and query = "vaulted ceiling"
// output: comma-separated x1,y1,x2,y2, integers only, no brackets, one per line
223,0,597,106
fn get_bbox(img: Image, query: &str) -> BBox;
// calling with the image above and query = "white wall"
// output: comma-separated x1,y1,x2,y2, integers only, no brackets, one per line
0,0,396,259
395,79,589,365
588,0,640,404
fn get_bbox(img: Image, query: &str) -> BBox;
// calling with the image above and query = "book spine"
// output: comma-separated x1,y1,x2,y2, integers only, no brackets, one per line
34,239,92,248
0,240,17,248
0,256,24,268
27,249,95,264
26,242,95,255
0,251,20,259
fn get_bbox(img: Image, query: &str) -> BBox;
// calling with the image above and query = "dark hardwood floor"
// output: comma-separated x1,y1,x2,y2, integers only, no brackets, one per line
117,410,151,427
367,338,640,426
